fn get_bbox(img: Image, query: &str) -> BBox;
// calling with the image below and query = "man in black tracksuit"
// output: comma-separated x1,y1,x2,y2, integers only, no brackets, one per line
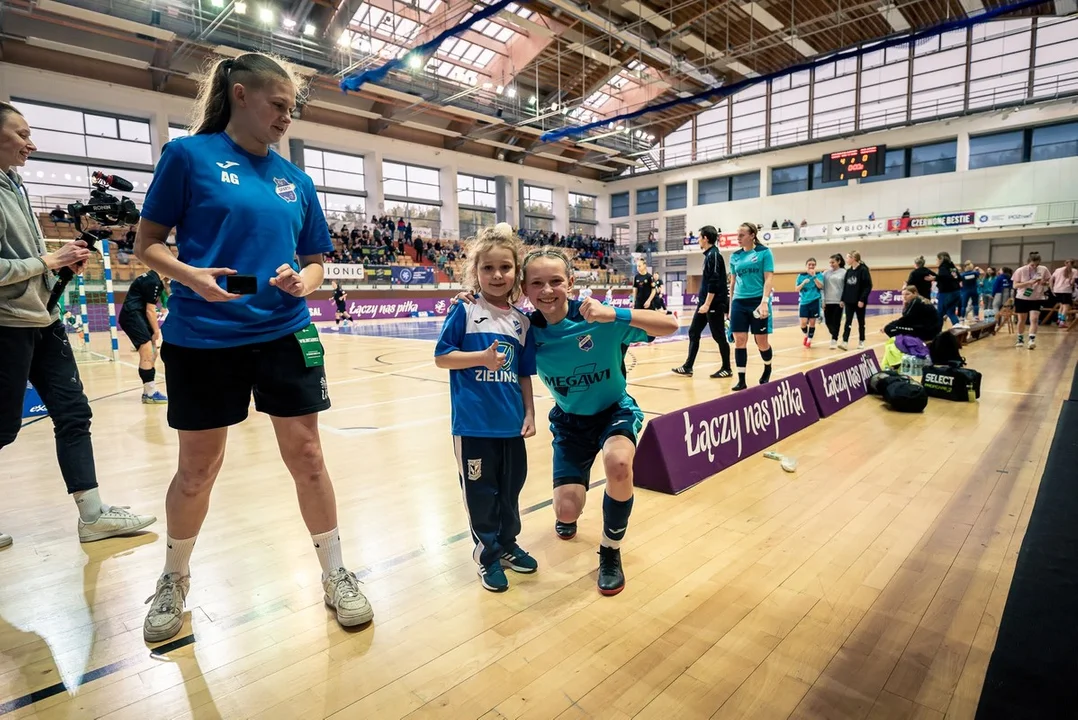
673,225,732,378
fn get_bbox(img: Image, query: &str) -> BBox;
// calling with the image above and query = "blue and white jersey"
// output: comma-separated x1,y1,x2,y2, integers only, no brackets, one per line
141,132,332,349
435,295,536,438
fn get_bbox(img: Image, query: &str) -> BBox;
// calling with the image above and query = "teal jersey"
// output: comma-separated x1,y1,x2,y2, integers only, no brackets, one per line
730,246,775,299
528,300,648,416
796,272,824,305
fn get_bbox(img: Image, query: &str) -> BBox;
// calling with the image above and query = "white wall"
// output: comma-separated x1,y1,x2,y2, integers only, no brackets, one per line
0,62,605,237
606,98,1078,238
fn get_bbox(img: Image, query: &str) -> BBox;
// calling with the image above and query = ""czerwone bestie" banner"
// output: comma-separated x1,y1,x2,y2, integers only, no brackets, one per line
633,373,821,495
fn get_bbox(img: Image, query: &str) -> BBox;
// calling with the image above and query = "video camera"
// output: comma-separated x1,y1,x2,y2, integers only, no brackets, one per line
47,171,142,312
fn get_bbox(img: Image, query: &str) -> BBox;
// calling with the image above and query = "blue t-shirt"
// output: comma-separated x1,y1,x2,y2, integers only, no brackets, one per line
435,296,535,438
140,133,333,348
796,272,824,305
960,270,979,291
729,246,775,299
528,300,649,416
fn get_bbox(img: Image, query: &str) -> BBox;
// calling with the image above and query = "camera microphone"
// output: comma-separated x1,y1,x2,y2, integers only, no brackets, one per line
91,171,134,193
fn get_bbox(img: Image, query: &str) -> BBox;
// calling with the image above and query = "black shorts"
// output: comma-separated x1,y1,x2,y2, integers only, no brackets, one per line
550,396,643,488
798,299,820,319
335,302,347,314
160,329,330,431
118,309,152,348
729,297,771,334
1014,298,1043,315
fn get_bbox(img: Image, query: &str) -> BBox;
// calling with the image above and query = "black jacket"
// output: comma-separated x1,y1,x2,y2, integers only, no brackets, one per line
699,245,728,310
935,260,961,293
907,267,934,299
841,263,873,305
883,297,941,341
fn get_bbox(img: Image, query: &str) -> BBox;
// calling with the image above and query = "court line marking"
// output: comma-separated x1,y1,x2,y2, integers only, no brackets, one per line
320,390,450,414
328,361,435,387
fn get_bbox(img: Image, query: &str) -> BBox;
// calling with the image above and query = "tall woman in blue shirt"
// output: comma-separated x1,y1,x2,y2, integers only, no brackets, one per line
727,223,775,391
134,53,372,644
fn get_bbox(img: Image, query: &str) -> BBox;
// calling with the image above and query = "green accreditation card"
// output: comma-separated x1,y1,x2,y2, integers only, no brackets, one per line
295,324,325,368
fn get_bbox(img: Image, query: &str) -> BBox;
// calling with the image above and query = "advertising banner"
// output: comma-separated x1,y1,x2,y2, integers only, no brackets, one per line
759,228,796,245
829,220,889,237
974,206,1037,227
887,211,974,232
392,266,437,284
365,266,393,283
308,297,450,321
322,263,365,282
798,223,830,240
633,374,820,494
804,350,881,418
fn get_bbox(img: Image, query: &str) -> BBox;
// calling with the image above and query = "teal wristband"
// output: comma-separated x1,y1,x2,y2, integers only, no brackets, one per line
614,307,632,324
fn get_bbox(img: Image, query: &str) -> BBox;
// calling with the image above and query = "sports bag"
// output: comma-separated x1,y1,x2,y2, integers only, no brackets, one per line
921,365,982,402
881,376,928,413
929,332,966,367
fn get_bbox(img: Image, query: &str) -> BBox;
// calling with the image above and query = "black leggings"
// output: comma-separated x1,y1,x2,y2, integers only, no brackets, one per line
823,303,843,340
684,307,730,370
843,303,867,343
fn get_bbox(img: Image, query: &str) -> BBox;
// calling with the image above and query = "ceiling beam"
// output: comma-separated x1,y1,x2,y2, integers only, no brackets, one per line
483,15,563,88
876,2,912,32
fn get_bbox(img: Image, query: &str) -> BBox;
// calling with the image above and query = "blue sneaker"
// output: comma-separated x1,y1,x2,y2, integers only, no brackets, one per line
478,562,508,592
501,546,538,574
142,391,168,404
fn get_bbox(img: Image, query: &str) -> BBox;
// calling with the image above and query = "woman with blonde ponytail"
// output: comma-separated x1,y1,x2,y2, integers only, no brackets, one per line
134,53,373,643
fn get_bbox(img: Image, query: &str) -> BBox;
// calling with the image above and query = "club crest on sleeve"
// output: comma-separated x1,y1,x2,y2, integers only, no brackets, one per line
578,334,594,352
274,177,298,203
467,459,482,481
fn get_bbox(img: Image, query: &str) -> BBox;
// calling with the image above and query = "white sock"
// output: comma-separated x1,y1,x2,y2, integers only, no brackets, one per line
143,380,155,395
312,528,344,578
163,535,197,577
73,488,106,523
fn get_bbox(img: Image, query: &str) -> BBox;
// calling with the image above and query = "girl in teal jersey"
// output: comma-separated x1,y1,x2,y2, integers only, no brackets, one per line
727,223,776,391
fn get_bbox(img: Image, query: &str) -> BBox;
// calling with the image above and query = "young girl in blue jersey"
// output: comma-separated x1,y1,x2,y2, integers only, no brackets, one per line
434,224,538,593
134,53,372,643
728,223,775,391
795,258,824,348
456,246,678,595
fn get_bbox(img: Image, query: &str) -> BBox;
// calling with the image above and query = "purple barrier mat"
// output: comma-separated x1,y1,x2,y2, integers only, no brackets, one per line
804,349,882,418
633,373,821,495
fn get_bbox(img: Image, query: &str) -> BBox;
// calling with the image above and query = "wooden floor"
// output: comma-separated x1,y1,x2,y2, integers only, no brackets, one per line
1,309,1075,720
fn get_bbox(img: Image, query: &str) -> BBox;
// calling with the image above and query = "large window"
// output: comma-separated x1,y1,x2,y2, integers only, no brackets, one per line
168,125,190,141
1031,121,1078,161
696,101,728,162
666,183,687,210
812,56,857,138
17,159,153,211
771,165,809,196
636,187,659,214
458,173,496,208
969,20,1032,110
14,100,152,165
663,121,692,168
859,45,910,131
304,148,365,192
969,131,1025,169
1033,16,1078,99
319,192,366,226
911,30,967,121
731,84,767,154
522,184,554,215
611,192,630,218
384,200,440,237
697,171,759,205
568,192,596,222
383,161,440,202
909,140,958,176
861,148,907,184
460,208,496,239
769,71,810,147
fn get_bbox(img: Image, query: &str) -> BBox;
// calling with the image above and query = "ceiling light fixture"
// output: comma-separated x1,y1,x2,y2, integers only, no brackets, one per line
283,18,296,29
234,1,247,14
304,23,316,36
506,87,517,98
258,7,272,23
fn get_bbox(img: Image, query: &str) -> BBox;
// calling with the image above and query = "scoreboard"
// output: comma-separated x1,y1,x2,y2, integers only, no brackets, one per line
822,145,887,183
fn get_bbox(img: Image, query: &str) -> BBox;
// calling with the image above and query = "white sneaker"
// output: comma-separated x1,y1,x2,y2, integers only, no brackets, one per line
829,340,837,349
838,341,848,350
0,531,11,549
78,506,157,543
1015,338,1024,348
143,572,190,643
857,341,865,350
323,568,374,627
1028,338,1036,350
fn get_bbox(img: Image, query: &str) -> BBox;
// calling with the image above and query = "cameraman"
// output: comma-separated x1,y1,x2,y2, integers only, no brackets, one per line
0,102,156,549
